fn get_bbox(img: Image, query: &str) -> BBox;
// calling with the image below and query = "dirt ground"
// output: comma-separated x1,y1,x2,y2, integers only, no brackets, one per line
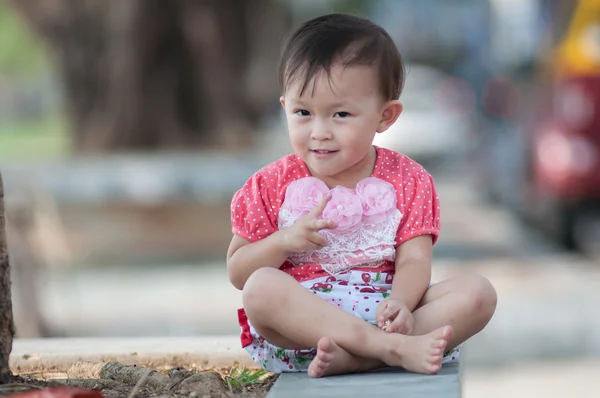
1,362,278,397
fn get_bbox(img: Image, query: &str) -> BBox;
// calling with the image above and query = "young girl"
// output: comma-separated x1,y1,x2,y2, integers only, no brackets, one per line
227,13,497,378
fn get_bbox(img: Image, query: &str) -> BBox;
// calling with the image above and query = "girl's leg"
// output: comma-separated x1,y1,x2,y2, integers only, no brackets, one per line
243,268,453,376
411,272,497,349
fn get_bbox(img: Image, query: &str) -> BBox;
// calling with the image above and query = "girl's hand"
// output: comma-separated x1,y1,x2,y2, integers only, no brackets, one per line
376,297,414,335
279,194,337,253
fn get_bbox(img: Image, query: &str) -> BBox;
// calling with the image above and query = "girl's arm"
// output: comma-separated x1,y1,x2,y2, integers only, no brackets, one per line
228,194,334,290
226,232,288,290
390,235,433,311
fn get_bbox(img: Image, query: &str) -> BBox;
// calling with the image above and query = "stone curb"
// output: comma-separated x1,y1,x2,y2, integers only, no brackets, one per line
10,336,255,374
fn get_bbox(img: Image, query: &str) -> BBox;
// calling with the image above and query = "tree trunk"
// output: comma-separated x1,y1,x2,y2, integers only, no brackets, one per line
10,0,290,153
0,172,16,384
5,186,56,339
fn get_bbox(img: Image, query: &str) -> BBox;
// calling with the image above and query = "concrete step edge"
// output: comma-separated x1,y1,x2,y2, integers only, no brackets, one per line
9,336,255,374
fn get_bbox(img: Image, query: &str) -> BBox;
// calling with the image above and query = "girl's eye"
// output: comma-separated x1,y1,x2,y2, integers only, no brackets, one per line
295,110,310,116
335,112,350,118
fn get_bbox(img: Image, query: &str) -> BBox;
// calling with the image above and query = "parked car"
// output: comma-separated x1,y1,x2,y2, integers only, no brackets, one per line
372,64,476,165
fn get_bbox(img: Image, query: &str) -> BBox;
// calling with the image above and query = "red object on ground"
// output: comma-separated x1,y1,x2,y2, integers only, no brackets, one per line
10,387,105,398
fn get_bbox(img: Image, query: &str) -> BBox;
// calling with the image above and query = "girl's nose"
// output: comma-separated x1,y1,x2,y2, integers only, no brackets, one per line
310,121,332,140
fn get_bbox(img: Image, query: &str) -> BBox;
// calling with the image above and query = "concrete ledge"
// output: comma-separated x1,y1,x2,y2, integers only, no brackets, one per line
268,362,461,398
10,336,255,374
0,153,265,205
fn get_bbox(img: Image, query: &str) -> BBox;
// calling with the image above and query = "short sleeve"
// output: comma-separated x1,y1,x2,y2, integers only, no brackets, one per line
395,170,441,246
231,173,279,242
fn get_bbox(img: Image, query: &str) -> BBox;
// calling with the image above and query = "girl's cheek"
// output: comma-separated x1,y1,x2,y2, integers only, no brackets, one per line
290,117,307,128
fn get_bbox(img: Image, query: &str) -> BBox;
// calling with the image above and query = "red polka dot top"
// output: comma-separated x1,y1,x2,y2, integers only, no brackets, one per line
231,146,440,283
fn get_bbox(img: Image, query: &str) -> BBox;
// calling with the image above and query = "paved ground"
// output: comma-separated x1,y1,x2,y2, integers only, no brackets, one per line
463,358,600,398
269,363,461,398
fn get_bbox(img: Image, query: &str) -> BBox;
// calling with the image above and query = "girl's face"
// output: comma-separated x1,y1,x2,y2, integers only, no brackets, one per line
281,63,402,188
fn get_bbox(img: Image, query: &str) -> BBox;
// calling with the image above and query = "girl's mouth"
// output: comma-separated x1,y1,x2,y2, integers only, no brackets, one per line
311,149,338,154
310,149,339,159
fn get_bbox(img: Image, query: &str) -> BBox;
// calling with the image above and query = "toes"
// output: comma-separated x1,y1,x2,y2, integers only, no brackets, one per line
441,326,453,340
427,363,441,374
316,343,334,362
432,327,451,351
431,326,446,340
317,337,331,352
308,368,322,378
308,359,325,378
432,340,446,349
317,350,332,363
428,348,443,356
428,353,443,364
316,348,327,360
439,340,449,352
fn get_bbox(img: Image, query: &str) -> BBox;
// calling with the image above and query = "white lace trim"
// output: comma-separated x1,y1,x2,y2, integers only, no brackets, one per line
278,208,401,275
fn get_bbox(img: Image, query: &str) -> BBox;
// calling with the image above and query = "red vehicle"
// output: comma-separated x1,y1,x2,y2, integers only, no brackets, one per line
524,1,600,253
528,75,600,251
478,0,600,254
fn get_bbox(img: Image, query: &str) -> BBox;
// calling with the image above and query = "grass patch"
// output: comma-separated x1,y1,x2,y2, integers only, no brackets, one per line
160,364,273,388
226,365,271,388
0,115,69,160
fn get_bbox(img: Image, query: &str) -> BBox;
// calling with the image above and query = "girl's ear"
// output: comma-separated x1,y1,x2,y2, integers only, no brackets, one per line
280,96,286,109
377,100,403,133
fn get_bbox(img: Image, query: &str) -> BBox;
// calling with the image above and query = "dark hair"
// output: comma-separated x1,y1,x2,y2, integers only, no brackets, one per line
278,13,405,100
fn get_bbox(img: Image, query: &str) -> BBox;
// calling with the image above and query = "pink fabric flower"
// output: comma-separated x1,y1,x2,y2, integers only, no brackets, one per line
322,186,363,233
284,177,330,216
356,177,397,224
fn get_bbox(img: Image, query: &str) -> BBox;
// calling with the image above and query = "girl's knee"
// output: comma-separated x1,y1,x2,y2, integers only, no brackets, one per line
465,273,497,317
243,268,288,308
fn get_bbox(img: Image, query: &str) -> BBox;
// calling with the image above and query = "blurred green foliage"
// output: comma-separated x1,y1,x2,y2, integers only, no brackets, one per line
0,2,50,78
0,114,68,160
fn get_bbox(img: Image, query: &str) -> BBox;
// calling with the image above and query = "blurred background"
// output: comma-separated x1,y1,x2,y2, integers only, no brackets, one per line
1,0,599,396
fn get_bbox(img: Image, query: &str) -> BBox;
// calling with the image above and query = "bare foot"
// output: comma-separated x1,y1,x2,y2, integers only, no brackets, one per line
307,337,381,378
383,326,453,375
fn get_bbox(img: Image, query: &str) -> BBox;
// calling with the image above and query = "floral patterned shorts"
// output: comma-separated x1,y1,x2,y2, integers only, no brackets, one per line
239,270,460,373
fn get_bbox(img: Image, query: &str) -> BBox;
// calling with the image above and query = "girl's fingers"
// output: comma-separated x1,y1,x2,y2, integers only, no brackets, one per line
312,219,336,231
308,232,328,248
388,313,405,333
376,303,387,326
381,306,399,324
309,193,332,218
